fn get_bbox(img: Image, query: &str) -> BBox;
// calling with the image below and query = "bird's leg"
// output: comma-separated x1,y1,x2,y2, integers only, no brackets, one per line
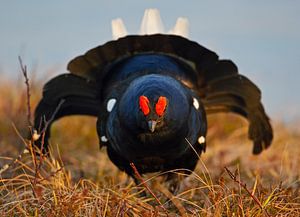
131,175,147,197
132,175,141,186
164,173,185,195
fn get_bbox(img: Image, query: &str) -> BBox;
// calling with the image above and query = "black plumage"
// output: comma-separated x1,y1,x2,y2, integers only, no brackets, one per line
33,34,273,183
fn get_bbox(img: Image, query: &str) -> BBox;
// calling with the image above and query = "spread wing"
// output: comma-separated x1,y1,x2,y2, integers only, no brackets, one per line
33,74,100,150
200,60,273,154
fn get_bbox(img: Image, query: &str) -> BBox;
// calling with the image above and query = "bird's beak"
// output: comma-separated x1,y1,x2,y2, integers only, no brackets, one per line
148,120,157,133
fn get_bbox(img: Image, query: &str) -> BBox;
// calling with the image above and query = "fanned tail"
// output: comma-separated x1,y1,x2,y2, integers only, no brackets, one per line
33,74,100,150
38,34,273,154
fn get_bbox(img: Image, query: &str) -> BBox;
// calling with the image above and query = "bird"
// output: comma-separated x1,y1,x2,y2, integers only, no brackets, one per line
33,34,273,189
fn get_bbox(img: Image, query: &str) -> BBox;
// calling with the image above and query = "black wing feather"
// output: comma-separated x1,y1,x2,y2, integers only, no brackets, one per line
33,74,100,150
202,74,272,154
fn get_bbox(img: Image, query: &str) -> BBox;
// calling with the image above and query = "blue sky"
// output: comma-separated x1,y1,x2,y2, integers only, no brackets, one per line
0,1,299,121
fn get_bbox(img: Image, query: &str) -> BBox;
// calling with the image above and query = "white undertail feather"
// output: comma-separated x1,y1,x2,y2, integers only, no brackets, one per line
111,8,189,39
168,17,189,38
101,136,108,142
111,18,128,40
139,8,165,35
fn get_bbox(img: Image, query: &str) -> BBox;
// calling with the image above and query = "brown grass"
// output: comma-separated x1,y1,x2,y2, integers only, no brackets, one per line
0,73,299,216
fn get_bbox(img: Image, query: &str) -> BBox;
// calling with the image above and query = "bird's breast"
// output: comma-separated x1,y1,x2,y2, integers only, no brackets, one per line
134,156,166,173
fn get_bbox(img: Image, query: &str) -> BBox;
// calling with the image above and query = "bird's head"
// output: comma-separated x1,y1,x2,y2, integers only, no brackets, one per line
138,95,168,133
118,74,190,136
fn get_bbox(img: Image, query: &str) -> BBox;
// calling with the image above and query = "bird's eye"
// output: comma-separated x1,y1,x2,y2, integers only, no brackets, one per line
155,96,167,116
139,95,150,116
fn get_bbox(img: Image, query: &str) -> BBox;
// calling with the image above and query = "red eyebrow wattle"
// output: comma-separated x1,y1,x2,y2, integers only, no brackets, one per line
155,96,167,116
139,95,150,116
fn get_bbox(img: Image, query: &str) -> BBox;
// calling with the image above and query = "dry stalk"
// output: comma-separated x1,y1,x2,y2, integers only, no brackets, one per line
18,56,32,128
3,58,66,199
18,57,40,197
155,181,188,217
130,162,168,215
224,167,271,217
1,58,33,175
32,99,65,192
36,166,64,184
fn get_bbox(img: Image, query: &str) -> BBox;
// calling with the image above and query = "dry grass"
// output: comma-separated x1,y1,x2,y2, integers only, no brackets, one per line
0,74,299,216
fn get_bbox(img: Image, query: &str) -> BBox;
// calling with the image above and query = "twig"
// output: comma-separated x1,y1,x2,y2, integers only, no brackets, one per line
41,99,66,135
224,167,270,217
18,58,65,197
18,57,40,194
18,56,32,127
33,99,65,190
39,99,65,154
130,163,168,214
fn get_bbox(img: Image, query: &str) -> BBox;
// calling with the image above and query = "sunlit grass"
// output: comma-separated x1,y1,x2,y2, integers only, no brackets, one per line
0,77,299,216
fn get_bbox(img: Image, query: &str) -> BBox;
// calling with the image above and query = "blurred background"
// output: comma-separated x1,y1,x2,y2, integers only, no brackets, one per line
0,0,299,121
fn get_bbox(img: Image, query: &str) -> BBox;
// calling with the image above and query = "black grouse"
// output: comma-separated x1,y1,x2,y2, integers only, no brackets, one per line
33,34,273,184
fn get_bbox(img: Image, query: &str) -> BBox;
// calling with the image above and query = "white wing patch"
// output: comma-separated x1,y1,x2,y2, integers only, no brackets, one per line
107,98,117,112
101,136,108,142
193,97,199,110
198,136,205,144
